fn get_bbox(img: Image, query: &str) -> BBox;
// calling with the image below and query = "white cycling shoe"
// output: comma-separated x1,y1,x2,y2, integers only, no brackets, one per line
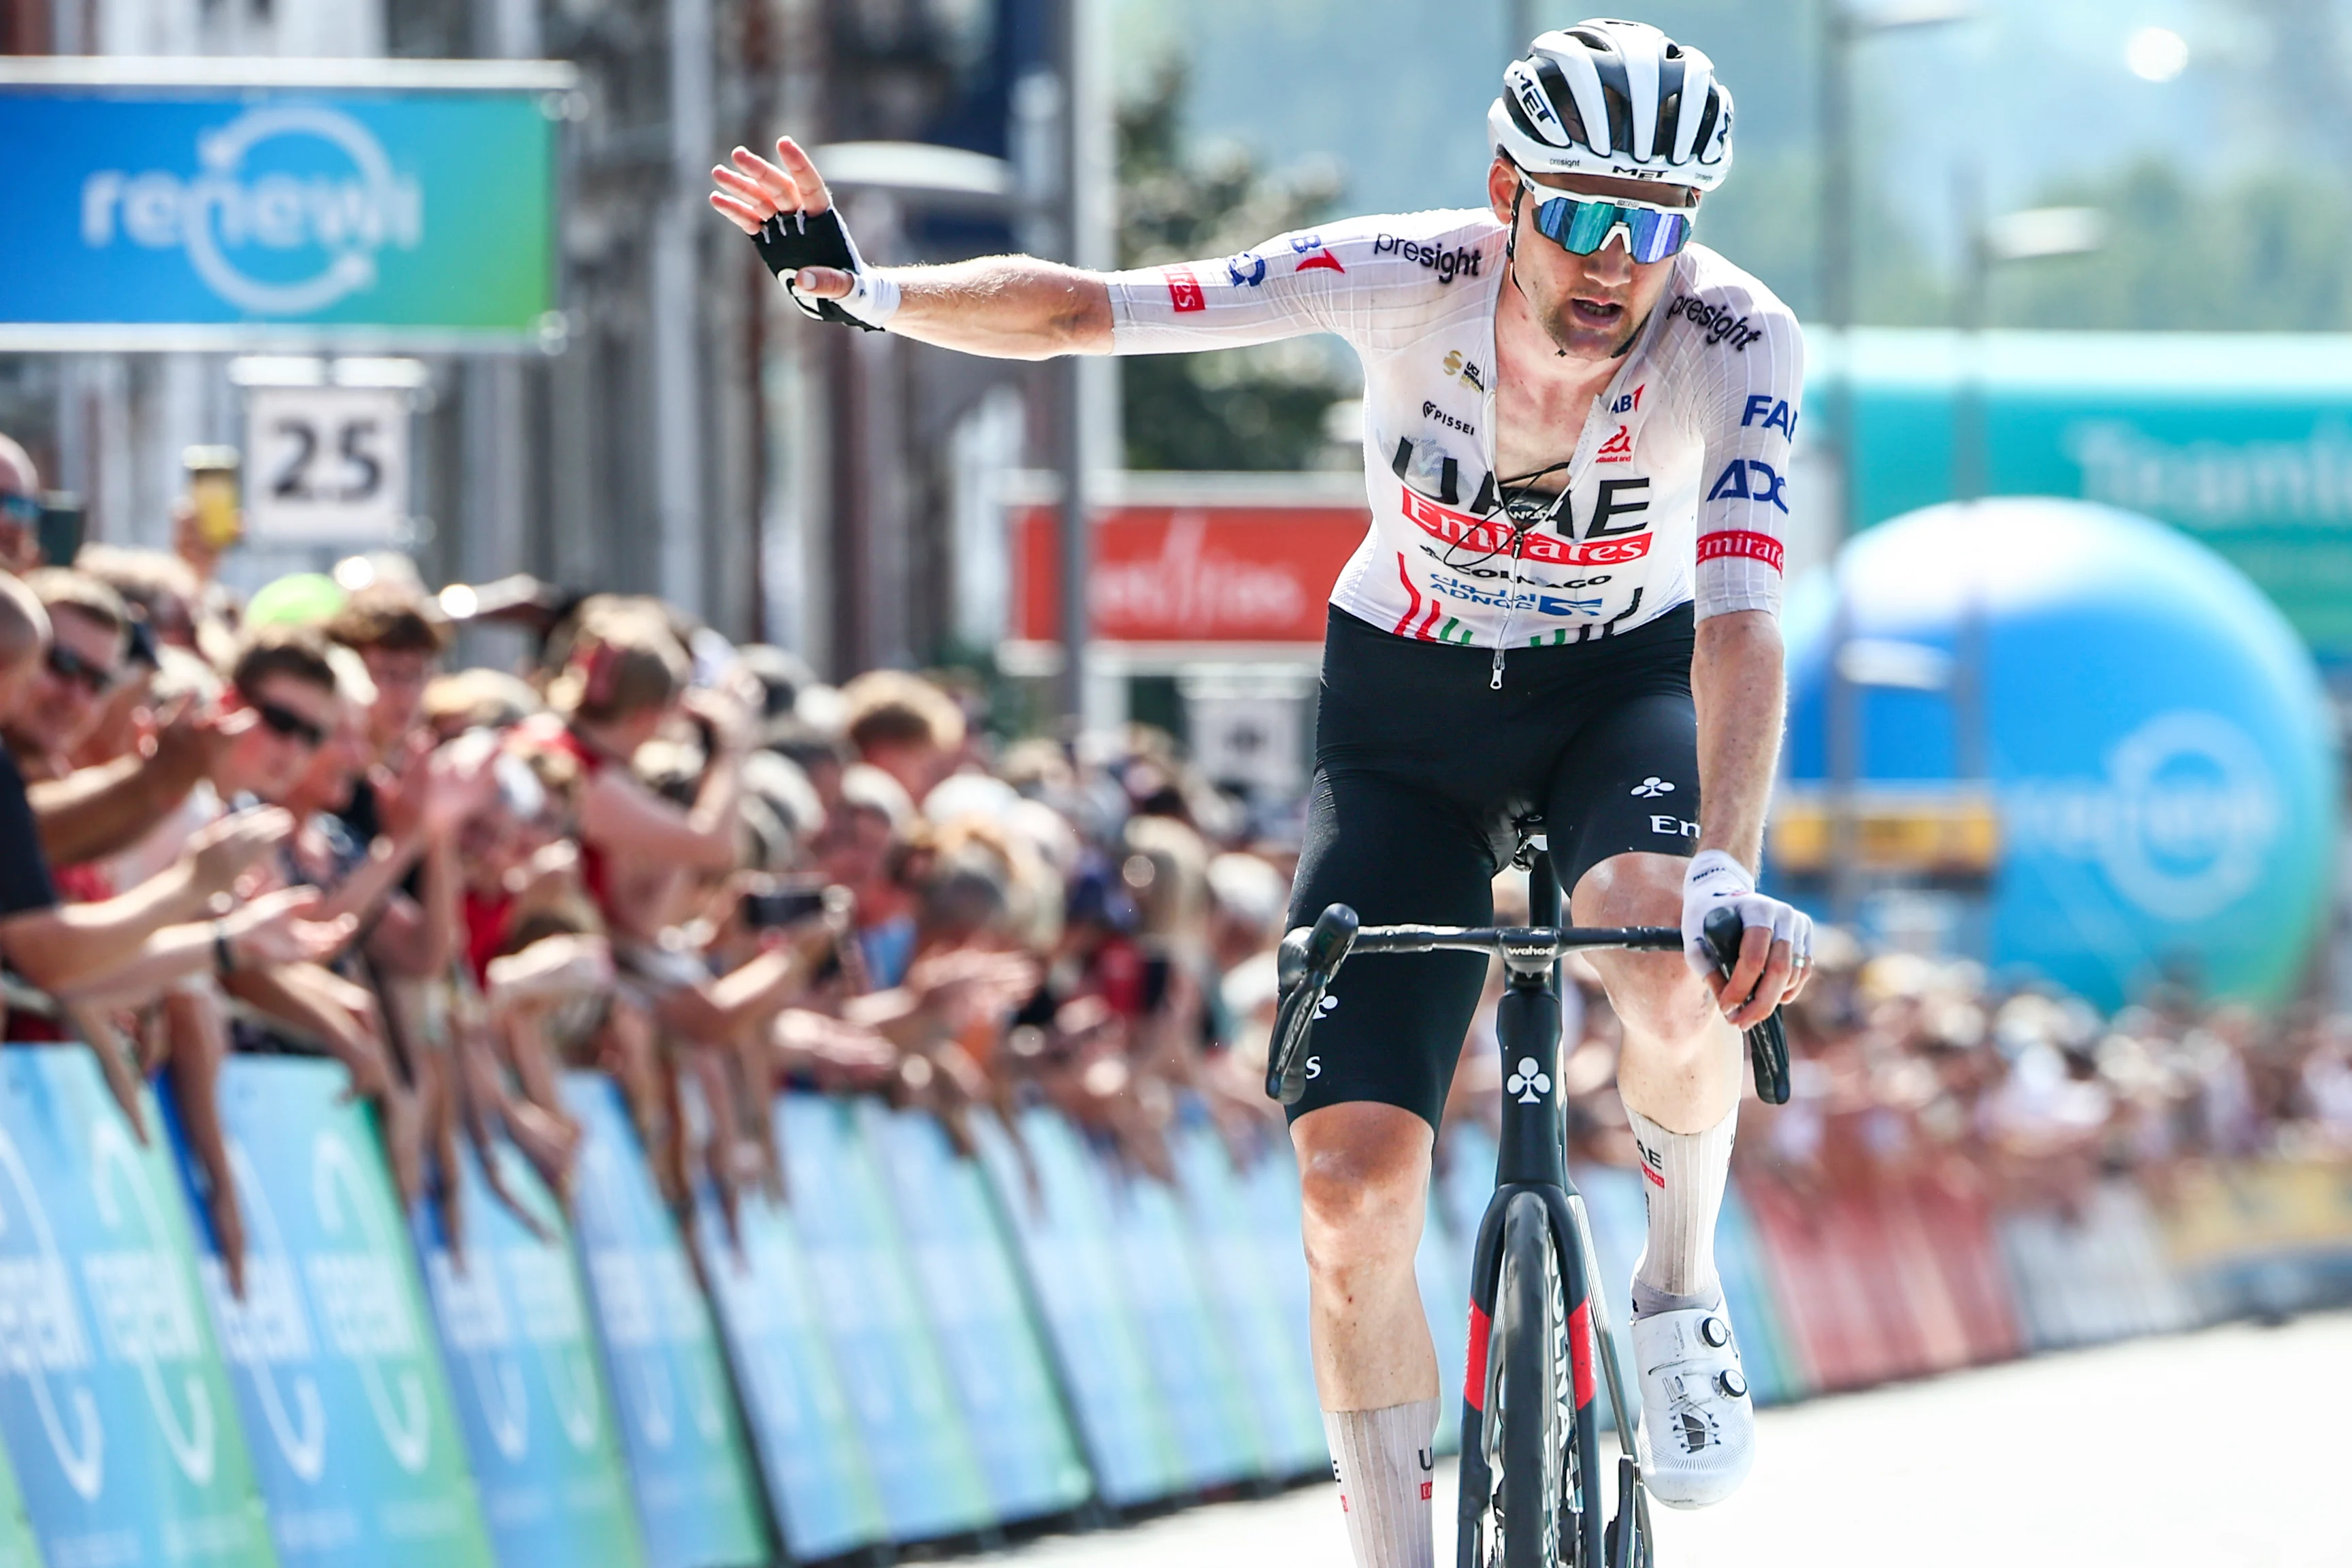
1630,1301,1755,1509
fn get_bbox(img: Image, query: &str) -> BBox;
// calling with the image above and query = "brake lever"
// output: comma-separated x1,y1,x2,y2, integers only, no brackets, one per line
1700,906,1792,1107
1265,905,1359,1105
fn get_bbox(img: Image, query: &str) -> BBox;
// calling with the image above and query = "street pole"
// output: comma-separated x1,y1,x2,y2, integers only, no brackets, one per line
1820,0,1861,923
1054,0,1089,733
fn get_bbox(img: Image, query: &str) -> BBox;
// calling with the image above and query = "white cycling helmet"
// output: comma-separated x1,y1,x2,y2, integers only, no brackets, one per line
1490,19,1734,192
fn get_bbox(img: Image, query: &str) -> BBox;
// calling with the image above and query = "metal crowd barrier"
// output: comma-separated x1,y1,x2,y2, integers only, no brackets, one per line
1,1040,2350,1568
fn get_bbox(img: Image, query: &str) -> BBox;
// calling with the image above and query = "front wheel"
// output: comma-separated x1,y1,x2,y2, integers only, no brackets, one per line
1481,1191,1584,1567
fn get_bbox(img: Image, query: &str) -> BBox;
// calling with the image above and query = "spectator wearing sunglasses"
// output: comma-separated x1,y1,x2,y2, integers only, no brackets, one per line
0,434,43,575
217,625,342,806
1,568,128,785
0,572,346,1016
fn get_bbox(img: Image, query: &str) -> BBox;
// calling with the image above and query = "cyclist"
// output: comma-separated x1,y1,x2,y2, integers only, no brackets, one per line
713,17,1812,1561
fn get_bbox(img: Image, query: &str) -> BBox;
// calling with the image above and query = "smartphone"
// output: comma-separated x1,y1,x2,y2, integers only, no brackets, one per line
742,879,832,929
37,493,84,568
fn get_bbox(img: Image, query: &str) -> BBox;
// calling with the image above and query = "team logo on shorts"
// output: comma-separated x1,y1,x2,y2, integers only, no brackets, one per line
1630,777,1676,797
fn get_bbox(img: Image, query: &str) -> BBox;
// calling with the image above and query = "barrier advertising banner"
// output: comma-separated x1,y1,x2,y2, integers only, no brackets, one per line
0,1047,276,1568
191,1058,492,1568
0,66,563,347
1100,1154,1264,1490
1165,1125,1327,1480
412,1134,643,1568
973,1111,1182,1507
557,1077,765,1568
0,1439,33,1568
774,1096,994,1543
855,1102,1091,1523
687,1173,887,1563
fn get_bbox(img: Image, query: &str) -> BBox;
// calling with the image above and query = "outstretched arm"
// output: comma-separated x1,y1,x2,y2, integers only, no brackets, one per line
710,137,1112,359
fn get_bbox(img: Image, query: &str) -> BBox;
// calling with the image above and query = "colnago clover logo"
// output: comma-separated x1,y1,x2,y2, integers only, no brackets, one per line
1506,1057,1552,1105
80,105,422,315
1630,777,1675,798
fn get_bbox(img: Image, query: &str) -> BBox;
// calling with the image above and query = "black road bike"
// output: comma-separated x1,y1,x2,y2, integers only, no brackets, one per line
1267,828,1789,1568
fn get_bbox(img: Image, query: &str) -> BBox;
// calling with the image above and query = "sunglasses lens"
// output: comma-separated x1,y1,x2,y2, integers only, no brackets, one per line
1528,187,1694,263
259,704,322,747
1562,199,1623,255
1626,208,1693,263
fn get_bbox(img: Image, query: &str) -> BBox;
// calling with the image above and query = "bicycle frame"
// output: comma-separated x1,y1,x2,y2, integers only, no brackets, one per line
1450,851,1646,1568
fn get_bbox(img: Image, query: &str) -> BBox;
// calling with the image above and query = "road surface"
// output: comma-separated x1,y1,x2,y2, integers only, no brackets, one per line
973,1311,2351,1567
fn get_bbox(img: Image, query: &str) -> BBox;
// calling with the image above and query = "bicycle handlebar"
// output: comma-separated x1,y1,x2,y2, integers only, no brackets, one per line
1267,902,1793,1107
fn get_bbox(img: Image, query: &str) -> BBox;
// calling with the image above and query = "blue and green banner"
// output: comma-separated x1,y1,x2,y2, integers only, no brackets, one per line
189,1058,493,1568
0,1047,276,1568
1102,1151,1264,1490
1817,329,2352,663
0,1435,34,1568
0,75,559,341
973,1111,1182,1507
412,1134,643,1568
856,1102,1091,1522
774,1096,994,1543
558,1077,766,1568
687,1171,886,1562
1166,1122,1328,1479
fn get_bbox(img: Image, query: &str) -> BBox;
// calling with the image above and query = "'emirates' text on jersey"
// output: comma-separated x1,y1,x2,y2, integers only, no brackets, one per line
1105,211,1803,647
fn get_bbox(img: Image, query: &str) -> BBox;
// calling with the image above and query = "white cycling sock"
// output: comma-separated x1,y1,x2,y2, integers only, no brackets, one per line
1625,1102,1736,1316
1323,1398,1439,1568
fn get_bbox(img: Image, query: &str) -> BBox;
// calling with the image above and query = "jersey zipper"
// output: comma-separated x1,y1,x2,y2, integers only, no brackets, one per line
1478,257,1683,687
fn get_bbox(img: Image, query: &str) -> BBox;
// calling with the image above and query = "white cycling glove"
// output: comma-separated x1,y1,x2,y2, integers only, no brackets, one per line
748,207,902,331
1680,849,1812,981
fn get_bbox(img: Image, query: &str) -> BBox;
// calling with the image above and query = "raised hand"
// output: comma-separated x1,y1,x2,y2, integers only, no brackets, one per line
223,887,357,968
185,805,293,896
708,137,898,329
416,739,502,843
147,696,254,787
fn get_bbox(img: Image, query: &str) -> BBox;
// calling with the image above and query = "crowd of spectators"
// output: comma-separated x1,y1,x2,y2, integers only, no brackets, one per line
2,431,2346,1302
1531,924,2352,1216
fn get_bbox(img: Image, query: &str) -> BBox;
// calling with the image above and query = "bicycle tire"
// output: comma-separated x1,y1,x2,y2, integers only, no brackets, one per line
1483,1191,1584,1567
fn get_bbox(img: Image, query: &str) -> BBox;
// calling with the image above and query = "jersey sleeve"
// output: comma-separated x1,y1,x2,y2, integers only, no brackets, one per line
1104,216,1430,355
1686,282,1805,621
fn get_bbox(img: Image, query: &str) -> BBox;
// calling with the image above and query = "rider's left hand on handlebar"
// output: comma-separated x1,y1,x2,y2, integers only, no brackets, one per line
1682,849,1813,1028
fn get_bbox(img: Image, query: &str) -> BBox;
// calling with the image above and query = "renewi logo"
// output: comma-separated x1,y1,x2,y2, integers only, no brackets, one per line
2003,710,2281,923
78,105,421,316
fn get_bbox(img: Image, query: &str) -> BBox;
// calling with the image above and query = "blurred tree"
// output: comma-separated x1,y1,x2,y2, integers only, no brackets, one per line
1995,161,2352,331
1117,59,1354,471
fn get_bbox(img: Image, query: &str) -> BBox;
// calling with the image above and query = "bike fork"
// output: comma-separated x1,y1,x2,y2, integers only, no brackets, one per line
1454,1181,1605,1568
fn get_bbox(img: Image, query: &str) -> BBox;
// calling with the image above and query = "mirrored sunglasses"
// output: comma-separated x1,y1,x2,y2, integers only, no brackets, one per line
1518,176,1697,265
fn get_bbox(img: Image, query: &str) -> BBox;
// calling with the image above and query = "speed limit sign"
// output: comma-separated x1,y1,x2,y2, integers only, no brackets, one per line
243,384,410,544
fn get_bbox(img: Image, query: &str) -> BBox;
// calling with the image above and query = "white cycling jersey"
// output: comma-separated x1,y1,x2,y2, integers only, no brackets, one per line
1105,209,1803,652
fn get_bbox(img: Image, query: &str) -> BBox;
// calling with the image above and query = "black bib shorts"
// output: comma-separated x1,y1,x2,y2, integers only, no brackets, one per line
1286,604,1702,1131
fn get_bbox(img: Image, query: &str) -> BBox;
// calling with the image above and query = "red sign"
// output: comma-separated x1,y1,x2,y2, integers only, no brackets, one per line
1013,502,1369,644
1398,486,1652,566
